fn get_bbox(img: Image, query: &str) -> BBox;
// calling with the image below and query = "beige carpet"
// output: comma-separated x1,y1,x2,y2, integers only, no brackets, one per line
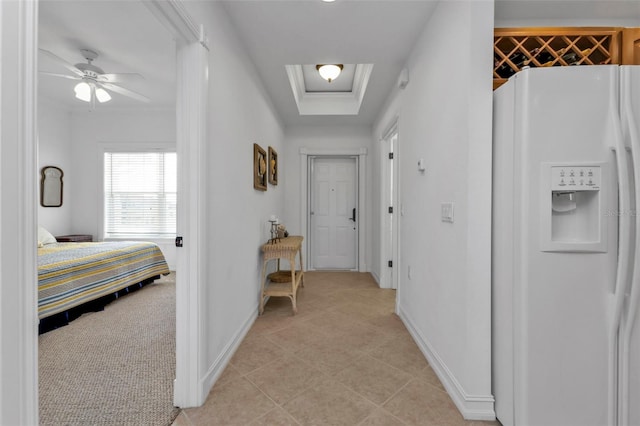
39,273,179,426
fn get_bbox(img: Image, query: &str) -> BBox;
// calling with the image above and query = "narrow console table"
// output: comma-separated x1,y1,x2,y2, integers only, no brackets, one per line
259,236,304,315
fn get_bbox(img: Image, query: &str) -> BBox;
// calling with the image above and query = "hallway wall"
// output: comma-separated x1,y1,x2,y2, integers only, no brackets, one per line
374,0,494,420
182,1,286,401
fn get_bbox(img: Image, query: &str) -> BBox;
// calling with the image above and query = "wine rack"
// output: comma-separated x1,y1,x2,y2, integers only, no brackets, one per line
623,28,640,65
494,27,623,89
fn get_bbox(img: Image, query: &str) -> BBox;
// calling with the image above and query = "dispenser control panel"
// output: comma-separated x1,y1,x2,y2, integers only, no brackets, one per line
551,166,601,191
541,162,606,253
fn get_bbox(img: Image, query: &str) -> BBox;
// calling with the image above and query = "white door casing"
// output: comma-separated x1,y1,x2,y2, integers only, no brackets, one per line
379,120,400,290
0,0,39,424
145,0,209,408
299,147,367,272
310,157,358,270
7,0,209,421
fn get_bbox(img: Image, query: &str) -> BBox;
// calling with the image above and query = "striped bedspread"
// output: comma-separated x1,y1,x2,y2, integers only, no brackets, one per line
38,241,170,319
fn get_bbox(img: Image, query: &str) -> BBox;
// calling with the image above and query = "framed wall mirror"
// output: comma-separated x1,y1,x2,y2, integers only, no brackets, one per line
40,166,64,207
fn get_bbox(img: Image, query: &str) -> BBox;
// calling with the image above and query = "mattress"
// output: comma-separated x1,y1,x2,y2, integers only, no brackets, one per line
38,241,170,319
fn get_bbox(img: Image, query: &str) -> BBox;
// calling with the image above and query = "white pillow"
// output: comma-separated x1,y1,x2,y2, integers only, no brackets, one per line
38,226,57,245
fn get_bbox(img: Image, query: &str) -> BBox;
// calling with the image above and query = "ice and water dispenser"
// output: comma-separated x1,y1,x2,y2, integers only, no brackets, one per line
540,163,607,252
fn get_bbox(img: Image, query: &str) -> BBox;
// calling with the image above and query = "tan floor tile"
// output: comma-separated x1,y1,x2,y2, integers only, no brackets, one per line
214,363,242,388
415,364,446,393
250,313,299,335
358,408,407,426
332,300,388,321
335,355,412,405
249,407,301,425
196,272,478,426
303,309,366,335
332,322,394,353
365,314,411,337
246,353,325,404
171,411,193,426
294,338,365,375
266,321,332,353
184,377,275,426
368,336,429,376
282,377,377,426
229,335,286,375
263,294,325,320
383,379,464,426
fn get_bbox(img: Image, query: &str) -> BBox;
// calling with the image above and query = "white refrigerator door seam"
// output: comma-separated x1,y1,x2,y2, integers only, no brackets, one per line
619,65,640,426
608,69,632,426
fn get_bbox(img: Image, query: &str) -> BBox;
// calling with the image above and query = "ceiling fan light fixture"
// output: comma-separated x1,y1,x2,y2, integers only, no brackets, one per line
95,87,111,103
316,64,343,83
74,81,91,102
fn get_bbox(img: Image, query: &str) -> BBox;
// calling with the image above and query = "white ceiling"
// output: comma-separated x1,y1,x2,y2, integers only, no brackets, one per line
38,0,640,122
221,0,439,126
496,0,640,23
38,0,176,111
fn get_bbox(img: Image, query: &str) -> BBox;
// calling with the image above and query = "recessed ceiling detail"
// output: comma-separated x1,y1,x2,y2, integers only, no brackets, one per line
285,63,373,116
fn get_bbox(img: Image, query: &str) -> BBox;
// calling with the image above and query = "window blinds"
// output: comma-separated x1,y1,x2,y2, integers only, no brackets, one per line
104,152,177,238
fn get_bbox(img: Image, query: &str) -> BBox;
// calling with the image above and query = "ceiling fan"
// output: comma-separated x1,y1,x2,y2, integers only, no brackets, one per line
39,48,150,108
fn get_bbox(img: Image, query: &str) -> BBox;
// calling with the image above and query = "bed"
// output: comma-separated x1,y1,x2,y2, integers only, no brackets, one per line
38,239,170,333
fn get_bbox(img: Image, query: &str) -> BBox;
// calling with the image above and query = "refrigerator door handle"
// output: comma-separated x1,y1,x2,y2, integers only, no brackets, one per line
608,74,633,426
620,67,640,426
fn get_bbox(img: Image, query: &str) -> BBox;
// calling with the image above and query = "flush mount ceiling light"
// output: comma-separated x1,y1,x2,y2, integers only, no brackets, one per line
321,0,336,2
316,64,343,83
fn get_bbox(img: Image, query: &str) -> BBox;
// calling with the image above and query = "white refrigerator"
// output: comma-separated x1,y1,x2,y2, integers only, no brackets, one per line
493,65,640,426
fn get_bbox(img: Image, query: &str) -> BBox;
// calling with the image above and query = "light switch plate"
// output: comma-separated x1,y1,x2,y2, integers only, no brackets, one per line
441,202,454,223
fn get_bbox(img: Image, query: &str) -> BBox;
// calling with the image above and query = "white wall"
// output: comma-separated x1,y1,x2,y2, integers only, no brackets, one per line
181,1,286,399
69,109,177,268
38,97,72,236
282,125,375,273
495,16,640,28
373,0,494,420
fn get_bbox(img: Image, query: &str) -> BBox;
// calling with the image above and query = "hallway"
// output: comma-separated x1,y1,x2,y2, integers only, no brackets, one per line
175,272,499,425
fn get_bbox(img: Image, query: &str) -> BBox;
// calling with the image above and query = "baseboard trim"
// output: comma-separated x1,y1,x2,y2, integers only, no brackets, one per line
398,305,496,421
371,271,381,287
200,306,258,399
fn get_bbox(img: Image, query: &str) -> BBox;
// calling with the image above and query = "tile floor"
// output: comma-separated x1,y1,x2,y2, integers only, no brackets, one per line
173,271,500,426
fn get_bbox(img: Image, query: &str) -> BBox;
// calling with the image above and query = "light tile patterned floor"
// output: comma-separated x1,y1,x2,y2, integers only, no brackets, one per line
174,271,500,426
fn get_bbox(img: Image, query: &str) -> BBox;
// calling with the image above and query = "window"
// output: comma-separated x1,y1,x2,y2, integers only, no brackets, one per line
104,152,176,238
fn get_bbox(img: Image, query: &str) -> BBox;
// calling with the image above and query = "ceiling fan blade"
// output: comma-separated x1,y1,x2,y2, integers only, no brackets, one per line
39,72,81,81
100,82,150,103
38,49,84,77
98,73,145,83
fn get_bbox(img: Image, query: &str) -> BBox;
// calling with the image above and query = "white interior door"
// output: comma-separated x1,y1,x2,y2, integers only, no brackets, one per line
310,157,358,270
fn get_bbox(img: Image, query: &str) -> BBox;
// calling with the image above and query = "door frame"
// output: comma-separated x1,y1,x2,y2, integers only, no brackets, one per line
308,155,359,271
300,147,367,272
379,120,401,289
3,1,209,422
0,0,39,423
144,0,209,408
